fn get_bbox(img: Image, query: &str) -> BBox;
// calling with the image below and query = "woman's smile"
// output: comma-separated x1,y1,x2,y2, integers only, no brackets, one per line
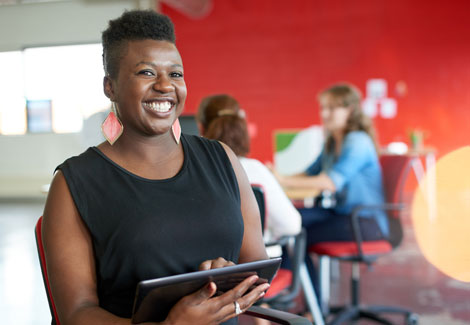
142,99,175,114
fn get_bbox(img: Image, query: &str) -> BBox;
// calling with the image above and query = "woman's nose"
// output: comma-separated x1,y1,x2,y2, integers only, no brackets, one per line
153,75,174,93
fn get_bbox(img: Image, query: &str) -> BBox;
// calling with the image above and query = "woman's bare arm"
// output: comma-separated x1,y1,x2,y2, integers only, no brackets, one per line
266,162,336,192
220,143,269,263
42,171,135,325
276,172,336,192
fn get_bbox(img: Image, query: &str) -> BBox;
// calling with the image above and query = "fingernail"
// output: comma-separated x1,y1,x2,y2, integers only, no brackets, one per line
207,282,215,291
259,291,265,298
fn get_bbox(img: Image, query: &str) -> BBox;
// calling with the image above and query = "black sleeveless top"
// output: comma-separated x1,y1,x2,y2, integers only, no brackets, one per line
58,134,244,321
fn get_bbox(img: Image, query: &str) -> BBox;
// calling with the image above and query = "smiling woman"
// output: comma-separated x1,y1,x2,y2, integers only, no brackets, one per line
103,39,187,146
40,10,269,325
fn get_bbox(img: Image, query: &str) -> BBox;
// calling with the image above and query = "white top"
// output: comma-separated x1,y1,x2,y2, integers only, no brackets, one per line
239,157,302,243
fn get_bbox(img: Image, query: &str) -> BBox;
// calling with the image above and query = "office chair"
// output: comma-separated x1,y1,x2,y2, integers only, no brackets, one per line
35,216,312,325
307,155,419,325
252,185,324,325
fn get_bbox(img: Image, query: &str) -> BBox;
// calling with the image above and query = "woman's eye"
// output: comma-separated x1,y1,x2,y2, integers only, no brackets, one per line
139,70,154,76
170,72,183,78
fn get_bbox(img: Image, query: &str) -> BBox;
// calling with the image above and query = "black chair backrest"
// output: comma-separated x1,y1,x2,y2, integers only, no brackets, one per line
251,184,306,302
252,185,266,233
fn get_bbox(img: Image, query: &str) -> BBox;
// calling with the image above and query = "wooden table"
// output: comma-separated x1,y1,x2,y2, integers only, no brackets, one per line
283,187,320,208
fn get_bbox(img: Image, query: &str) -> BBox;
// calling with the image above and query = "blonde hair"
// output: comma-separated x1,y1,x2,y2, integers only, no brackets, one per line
319,83,379,153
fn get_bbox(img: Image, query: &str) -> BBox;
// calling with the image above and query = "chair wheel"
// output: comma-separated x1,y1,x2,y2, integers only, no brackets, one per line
406,313,419,325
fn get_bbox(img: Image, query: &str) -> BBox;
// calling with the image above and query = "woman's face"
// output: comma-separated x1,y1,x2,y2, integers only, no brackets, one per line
319,94,351,133
104,39,187,138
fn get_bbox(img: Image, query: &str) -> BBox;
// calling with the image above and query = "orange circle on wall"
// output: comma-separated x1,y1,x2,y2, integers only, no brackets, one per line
412,146,470,282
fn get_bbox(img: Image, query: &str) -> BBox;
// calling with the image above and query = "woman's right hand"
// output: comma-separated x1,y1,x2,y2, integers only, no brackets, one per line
163,274,269,325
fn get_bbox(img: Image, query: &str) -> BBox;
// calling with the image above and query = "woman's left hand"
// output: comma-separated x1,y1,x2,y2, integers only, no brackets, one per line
164,273,269,325
265,161,285,184
198,257,235,271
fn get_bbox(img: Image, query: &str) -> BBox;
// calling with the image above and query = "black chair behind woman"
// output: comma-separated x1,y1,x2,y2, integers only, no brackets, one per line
251,186,325,325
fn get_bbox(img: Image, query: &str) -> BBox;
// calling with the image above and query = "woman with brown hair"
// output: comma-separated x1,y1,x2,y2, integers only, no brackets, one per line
275,83,386,290
197,94,301,245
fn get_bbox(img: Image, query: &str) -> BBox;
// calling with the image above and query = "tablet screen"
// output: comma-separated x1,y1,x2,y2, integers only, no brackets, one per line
131,257,281,324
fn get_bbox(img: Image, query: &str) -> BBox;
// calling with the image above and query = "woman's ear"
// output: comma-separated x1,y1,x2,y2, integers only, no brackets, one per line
103,76,115,100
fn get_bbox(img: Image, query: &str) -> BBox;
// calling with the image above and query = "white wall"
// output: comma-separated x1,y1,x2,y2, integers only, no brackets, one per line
0,0,138,52
0,133,84,198
0,0,141,198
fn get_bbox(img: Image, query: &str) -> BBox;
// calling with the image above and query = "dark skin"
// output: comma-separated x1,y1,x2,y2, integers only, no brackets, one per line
42,39,269,325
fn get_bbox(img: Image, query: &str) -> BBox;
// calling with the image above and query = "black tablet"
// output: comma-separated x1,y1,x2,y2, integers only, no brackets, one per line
131,257,282,324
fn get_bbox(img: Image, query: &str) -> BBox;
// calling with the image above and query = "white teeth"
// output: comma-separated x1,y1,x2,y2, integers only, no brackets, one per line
144,101,172,112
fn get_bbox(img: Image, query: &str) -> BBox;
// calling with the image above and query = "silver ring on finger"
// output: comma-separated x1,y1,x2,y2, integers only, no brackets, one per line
234,301,242,315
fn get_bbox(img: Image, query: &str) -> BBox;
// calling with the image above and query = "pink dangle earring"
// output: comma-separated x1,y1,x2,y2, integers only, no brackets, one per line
101,102,123,145
172,118,181,144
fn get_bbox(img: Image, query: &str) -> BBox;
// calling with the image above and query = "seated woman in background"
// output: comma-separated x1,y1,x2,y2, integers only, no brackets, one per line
197,94,301,246
42,10,269,325
274,83,386,286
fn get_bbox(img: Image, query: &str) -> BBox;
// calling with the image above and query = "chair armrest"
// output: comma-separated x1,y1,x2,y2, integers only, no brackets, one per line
265,235,293,247
262,230,307,304
350,203,407,260
246,305,312,324
353,203,406,213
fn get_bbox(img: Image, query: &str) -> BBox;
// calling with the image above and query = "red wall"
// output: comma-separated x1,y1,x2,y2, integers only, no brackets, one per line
162,0,470,162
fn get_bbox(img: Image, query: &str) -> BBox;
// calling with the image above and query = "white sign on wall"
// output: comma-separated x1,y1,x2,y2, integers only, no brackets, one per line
362,79,397,119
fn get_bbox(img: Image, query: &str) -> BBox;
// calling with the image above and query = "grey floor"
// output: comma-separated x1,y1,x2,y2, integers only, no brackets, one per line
0,200,51,324
1,200,470,325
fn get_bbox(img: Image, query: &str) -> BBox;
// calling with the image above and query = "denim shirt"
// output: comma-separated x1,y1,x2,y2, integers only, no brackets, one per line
305,131,388,236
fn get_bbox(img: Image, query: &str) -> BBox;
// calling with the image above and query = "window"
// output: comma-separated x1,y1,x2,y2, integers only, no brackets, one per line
0,51,26,135
26,100,52,133
0,44,110,135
